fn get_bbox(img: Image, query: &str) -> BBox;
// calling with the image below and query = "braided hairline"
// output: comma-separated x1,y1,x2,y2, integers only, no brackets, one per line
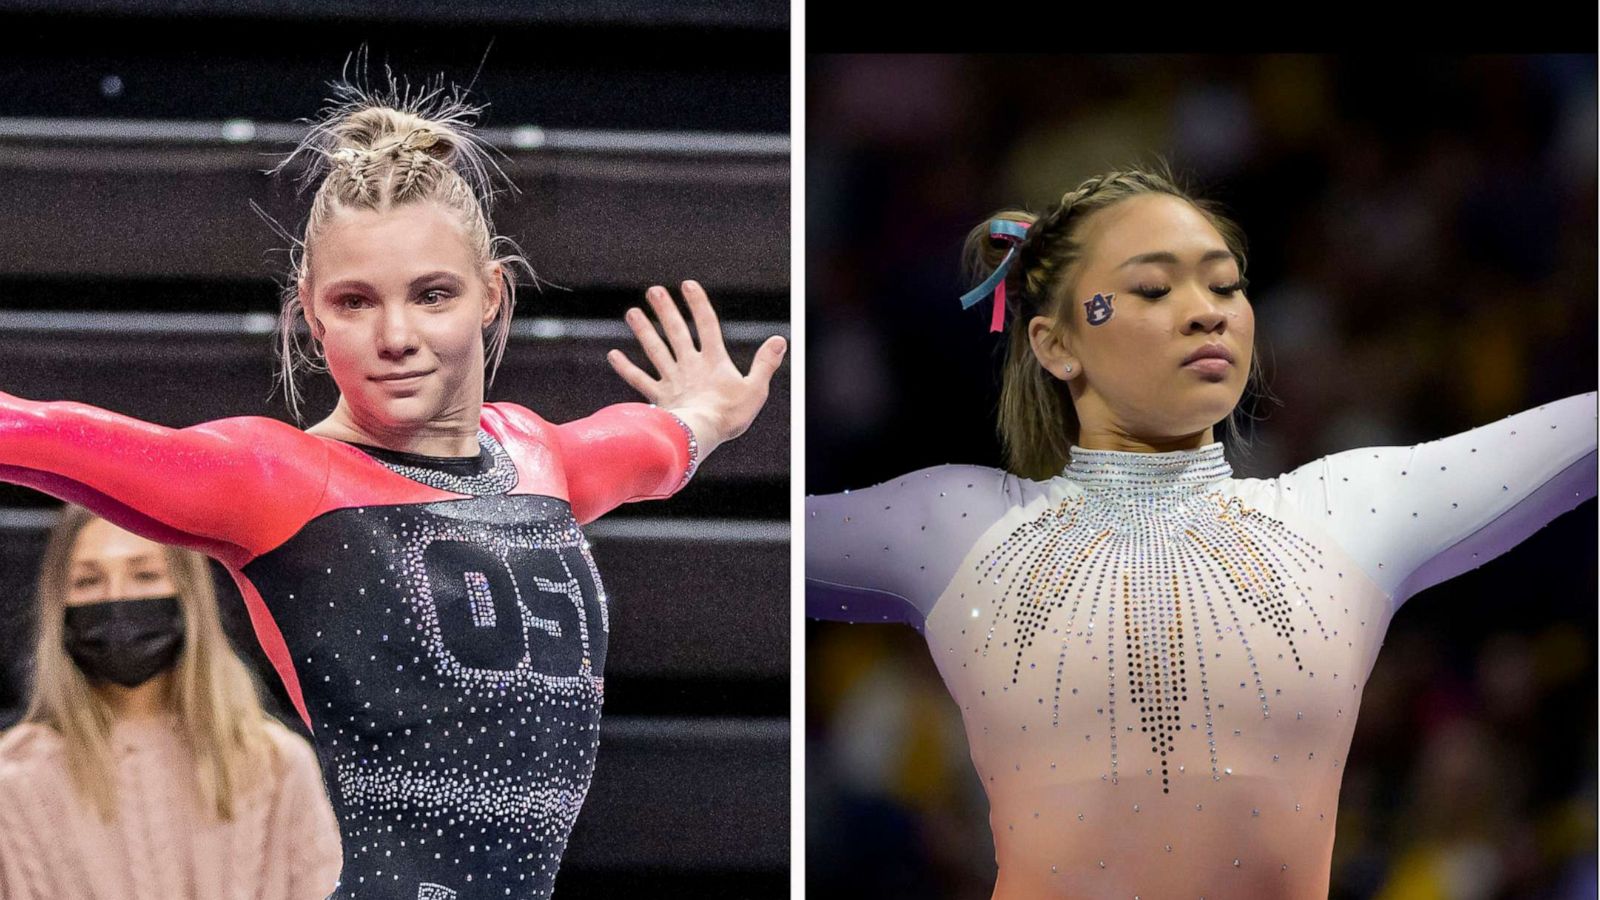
1013,170,1179,313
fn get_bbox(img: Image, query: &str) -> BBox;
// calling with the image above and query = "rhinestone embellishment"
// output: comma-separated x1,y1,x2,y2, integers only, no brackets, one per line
367,429,518,496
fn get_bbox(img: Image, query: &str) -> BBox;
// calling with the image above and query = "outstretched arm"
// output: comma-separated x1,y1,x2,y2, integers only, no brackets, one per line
554,279,784,524
551,402,701,525
1281,390,1597,613
605,280,787,461
807,465,1021,629
0,392,328,565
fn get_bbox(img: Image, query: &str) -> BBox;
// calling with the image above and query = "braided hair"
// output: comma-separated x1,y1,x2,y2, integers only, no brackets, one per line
268,70,536,422
962,160,1264,479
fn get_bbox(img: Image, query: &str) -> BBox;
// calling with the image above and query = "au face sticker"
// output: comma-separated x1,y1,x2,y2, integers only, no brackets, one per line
1084,291,1115,326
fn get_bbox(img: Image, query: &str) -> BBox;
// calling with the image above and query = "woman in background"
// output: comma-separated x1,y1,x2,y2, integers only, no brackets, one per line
0,504,342,899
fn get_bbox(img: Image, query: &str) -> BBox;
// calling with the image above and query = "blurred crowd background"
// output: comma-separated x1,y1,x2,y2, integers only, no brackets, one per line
806,54,1597,899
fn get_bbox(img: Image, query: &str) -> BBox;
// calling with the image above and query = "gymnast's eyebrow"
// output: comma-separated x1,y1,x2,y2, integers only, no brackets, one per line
1116,249,1235,269
322,272,467,295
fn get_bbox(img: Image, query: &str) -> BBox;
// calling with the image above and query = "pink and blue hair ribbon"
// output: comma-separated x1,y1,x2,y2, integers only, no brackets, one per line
959,218,1030,332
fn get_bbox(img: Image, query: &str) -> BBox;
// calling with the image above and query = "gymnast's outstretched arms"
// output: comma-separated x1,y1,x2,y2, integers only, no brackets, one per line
807,391,1597,628
0,283,785,561
1279,390,1598,612
0,391,327,565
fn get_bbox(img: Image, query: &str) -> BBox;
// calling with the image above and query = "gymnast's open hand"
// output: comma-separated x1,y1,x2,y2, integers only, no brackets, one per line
607,280,786,457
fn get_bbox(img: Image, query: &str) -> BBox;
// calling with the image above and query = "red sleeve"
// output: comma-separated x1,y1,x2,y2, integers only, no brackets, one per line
548,402,697,525
0,392,329,566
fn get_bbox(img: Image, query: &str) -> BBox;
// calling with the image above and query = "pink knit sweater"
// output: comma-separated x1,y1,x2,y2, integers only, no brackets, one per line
0,715,342,900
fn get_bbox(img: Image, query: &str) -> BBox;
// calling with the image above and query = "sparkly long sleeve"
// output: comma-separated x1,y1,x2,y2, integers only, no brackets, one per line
805,465,1035,628
1280,390,1597,611
0,392,329,565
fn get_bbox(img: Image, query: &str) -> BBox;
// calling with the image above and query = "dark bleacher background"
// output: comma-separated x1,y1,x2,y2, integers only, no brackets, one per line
0,4,788,898
806,55,1596,899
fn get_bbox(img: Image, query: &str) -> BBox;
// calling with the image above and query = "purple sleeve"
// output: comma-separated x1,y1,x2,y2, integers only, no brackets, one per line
1280,391,1597,612
805,464,1028,629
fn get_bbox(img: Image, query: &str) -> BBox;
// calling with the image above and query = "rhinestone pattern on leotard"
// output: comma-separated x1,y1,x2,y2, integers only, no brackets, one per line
245,469,610,899
810,393,1598,899
652,406,701,491
920,442,1389,899
972,445,1323,792
362,430,519,497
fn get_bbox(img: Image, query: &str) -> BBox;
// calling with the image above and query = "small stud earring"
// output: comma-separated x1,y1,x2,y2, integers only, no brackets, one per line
1063,364,1073,375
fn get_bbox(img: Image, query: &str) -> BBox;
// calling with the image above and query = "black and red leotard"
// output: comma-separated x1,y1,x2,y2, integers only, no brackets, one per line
0,394,697,900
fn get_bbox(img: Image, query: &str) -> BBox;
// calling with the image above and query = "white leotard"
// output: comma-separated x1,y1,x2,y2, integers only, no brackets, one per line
807,392,1596,899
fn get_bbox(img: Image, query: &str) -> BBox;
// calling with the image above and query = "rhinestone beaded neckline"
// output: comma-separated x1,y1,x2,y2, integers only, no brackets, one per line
1060,441,1232,491
352,429,519,496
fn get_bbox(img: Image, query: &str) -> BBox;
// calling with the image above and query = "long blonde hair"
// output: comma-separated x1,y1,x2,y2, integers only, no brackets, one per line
21,505,277,822
268,64,536,421
963,159,1271,479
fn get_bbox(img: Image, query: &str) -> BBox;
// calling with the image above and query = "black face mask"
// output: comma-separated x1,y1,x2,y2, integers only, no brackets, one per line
63,596,186,688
